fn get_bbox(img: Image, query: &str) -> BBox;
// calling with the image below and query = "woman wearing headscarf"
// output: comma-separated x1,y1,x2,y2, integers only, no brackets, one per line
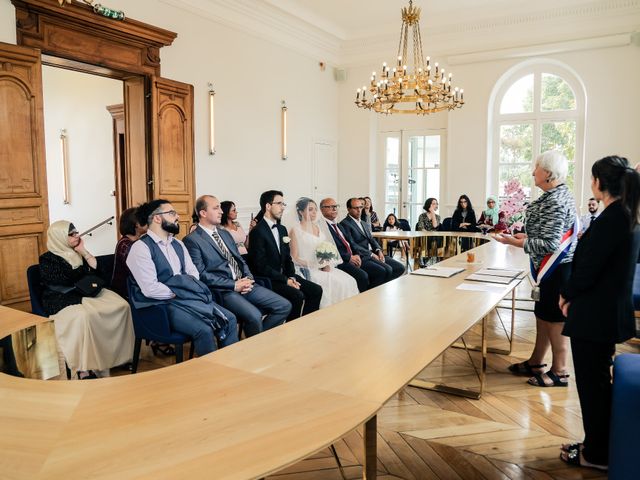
478,196,500,229
39,220,134,379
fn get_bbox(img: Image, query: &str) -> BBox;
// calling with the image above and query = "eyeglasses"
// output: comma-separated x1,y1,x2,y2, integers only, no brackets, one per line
321,204,339,210
68,230,79,237
156,210,177,216
270,201,287,207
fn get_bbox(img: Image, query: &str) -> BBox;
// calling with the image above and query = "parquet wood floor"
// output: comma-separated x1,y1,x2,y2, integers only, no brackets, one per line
10,278,639,479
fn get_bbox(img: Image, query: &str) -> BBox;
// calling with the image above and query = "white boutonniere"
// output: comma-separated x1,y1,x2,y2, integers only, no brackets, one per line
282,236,291,244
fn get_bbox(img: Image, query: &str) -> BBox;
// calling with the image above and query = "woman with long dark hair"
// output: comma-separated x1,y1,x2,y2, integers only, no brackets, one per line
558,156,640,471
451,194,478,232
220,200,249,255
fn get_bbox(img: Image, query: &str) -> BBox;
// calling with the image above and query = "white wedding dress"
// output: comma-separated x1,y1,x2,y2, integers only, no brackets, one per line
290,225,359,308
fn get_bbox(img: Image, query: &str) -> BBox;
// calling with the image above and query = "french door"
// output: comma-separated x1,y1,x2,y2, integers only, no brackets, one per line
381,130,444,229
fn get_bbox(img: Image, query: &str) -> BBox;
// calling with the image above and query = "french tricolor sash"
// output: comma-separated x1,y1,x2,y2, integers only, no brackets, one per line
530,218,579,287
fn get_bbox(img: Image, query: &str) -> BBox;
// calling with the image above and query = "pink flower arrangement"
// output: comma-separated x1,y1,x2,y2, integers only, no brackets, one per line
501,179,526,233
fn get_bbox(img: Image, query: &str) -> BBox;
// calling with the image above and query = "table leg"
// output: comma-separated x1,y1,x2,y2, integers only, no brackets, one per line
363,415,377,479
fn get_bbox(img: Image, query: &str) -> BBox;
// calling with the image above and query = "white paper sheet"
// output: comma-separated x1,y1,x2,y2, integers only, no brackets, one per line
411,266,465,278
456,282,511,294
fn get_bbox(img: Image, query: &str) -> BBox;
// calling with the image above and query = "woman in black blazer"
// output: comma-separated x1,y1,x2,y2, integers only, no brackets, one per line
558,156,640,470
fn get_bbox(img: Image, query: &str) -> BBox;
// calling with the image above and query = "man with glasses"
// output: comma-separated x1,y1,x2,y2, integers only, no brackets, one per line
320,197,369,292
247,190,322,320
127,199,238,356
340,197,405,288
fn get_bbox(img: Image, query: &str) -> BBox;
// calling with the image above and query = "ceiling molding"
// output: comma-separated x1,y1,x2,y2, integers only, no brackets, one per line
159,0,342,64
159,0,640,68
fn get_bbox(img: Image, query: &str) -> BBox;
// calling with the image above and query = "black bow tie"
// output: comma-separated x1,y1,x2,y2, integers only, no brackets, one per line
271,224,278,229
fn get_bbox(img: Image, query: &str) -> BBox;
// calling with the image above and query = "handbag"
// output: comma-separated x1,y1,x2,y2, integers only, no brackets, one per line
75,274,105,297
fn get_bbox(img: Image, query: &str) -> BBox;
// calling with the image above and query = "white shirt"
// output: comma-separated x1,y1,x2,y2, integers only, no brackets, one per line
264,217,280,251
198,224,237,280
127,230,200,300
579,211,600,234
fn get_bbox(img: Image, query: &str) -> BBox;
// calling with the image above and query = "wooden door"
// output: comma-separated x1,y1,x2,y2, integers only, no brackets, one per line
0,42,49,311
150,77,194,238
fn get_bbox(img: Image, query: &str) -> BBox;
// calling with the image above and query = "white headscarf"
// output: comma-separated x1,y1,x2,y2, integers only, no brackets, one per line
47,220,83,269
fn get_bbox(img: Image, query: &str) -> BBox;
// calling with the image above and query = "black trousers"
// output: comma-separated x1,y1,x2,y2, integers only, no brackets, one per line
337,261,369,292
571,337,616,465
361,255,405,288
271,274,322,320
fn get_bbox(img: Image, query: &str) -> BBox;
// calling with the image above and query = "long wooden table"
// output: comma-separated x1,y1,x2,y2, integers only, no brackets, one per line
0,240,528,479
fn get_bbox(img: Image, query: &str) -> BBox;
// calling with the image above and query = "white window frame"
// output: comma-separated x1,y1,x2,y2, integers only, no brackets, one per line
487,59,587,203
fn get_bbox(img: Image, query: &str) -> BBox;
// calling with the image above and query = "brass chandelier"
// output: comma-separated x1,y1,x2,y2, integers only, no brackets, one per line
355,0,464,115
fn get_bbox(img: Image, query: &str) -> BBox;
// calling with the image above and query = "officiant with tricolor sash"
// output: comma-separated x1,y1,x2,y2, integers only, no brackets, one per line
495,150,577,388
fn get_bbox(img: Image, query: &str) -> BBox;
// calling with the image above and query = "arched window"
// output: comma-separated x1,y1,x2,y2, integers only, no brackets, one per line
488,60,586,200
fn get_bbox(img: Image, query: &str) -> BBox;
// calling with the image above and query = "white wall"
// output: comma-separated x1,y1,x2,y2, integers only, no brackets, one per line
42,66,122,255
0,0,339,227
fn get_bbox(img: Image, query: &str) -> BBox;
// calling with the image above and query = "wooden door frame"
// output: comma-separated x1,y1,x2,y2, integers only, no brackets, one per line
11,0,178,211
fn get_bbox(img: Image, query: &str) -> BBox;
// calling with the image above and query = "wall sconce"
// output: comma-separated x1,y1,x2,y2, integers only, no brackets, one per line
208,83,216,155
281,100,287,160
60,129,70,204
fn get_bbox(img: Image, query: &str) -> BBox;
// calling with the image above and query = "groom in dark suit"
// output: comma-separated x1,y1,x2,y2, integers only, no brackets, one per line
184,195,291,337
340,197,404,288
248,190,322,320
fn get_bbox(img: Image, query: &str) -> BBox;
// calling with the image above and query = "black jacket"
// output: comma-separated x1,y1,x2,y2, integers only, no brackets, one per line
339,216,381,259
561,200,640,343
451,208,478,232
247,219,295,285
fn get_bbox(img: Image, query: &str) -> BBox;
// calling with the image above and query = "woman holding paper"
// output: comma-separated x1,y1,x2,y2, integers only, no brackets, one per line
495,151,577,387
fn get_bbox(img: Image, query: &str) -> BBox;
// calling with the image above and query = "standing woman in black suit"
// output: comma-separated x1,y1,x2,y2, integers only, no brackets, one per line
558,156,640,470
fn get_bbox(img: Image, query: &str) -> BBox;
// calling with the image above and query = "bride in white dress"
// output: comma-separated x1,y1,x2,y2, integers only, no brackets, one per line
287,198,359,308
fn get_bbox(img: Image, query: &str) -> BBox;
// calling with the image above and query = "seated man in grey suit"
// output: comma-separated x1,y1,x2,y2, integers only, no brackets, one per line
340,197,404,288
184,195,291,337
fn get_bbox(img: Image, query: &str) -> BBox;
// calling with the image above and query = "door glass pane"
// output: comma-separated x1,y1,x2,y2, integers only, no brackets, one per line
499,124,533,163
500,74,533,114
424,136,440,168
385,137,400,166
541,73,576,111
384,168,400,206
408,136,424,169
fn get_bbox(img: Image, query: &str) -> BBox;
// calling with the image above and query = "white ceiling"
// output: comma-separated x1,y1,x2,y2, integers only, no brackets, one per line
262,0,602,40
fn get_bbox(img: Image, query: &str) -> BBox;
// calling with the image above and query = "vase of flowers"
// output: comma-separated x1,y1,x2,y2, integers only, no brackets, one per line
501,179,526,233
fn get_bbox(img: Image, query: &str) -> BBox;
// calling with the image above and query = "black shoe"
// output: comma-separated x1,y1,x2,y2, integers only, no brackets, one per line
77,370,98,380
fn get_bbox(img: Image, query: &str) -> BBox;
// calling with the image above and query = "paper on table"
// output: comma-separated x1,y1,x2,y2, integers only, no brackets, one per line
456,282,511,294
476,268,523,278
466,273,514,284
411,266,465,278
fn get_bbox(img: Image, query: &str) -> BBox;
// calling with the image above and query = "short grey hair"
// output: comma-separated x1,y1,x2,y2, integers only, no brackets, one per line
535,150,568,183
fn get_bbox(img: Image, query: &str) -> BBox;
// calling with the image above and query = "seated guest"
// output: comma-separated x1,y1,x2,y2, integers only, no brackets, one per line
416,198,441,231
452,194,478,231
111,207,148,299
383,213,409,258
127,200,238,355
578,197,600,238
220,200,249,255
363,196,381,231
340,198,404,288
478,196,500,230
184,195,291,337
40,220,134,379
288,197,359,308
320,197,369,292
248,190,322,320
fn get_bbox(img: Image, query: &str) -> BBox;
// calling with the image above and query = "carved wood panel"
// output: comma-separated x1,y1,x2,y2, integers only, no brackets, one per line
12,0,176,77
151,77,194,239
0,42,49,311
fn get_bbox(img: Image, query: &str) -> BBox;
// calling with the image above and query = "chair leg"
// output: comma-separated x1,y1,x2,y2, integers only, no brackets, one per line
65,362,71,380
131,338,142,374
188,341,195,360
175,343,184,363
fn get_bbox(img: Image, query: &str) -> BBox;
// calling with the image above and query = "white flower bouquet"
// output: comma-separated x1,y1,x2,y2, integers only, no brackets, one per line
315,241,339,266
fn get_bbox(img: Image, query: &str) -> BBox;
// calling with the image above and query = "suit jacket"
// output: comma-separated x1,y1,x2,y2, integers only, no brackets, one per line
561,200,640,343
183,226,253,291
339,216,381,259
326,220,353,263
247,219,295,285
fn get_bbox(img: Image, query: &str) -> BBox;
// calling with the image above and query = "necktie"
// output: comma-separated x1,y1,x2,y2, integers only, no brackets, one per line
590,215,596,224
331,223,352,255
211,229,243,280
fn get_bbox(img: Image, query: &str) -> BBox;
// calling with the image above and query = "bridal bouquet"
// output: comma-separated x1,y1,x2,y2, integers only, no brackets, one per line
316,241,339,266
